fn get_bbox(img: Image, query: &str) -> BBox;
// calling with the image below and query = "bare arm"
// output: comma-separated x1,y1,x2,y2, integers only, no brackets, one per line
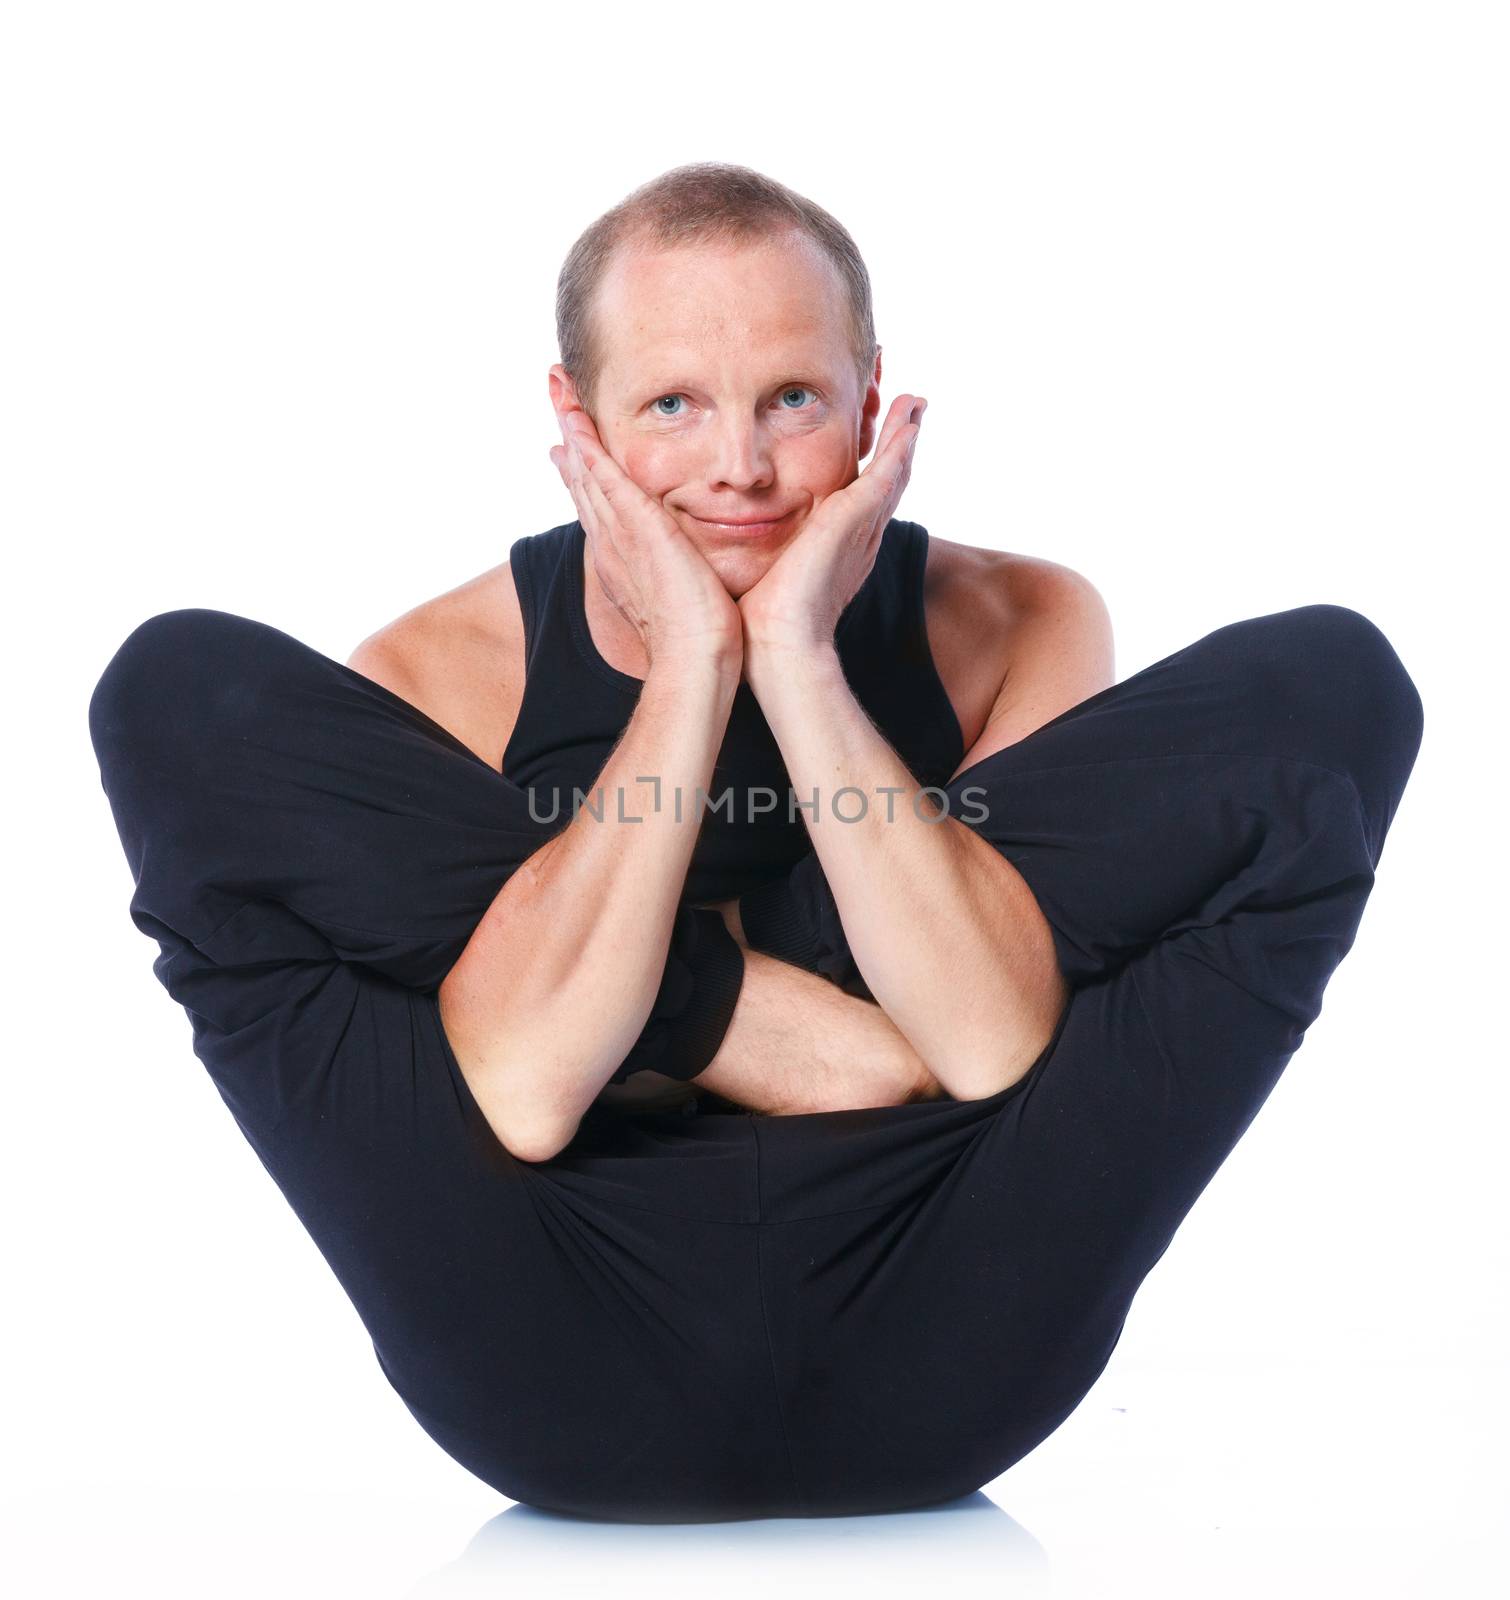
436,646,741,1162
742,645,1062,1103
598,925,947,1117
727,394,1109,1104
741,567,1113,1103
696,947,944,1114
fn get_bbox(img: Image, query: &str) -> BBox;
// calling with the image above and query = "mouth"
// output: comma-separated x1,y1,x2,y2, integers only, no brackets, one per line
685,509,797,538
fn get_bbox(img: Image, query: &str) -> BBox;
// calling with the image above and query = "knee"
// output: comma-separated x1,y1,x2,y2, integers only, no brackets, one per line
93,606,236,715
1287,602,1421,747
1265,602,1410,682
89,608,291,769
91,609,202,768
1244,603,1425,830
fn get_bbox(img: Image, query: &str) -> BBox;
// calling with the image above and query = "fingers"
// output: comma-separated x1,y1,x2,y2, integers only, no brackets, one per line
886,395,925,472
551,417,669,609
563,434,622,568
556,412,656,520
562,407,606,452
573,441,618,535
851,394,924,523
559,410,615,483
549,435,596,534
873,392,926,462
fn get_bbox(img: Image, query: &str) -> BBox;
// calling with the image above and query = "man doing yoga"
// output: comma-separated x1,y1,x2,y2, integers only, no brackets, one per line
88,159,1423,1521
343,161,1112,1159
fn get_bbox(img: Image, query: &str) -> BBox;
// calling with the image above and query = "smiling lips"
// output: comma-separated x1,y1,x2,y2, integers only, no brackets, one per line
686,509,796,536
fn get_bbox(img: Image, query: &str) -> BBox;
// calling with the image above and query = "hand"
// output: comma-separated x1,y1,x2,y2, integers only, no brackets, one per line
550,410,743,669
738,393,926,657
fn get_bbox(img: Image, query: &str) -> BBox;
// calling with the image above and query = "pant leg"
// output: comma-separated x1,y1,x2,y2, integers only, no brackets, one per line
946,601,1422,984
87,607,739,1108
742,602,1423,997
85,607,763,1516
754,604,1425,1508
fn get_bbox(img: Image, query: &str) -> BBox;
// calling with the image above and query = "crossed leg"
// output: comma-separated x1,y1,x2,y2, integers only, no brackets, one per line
87,600,1425,1519
87,607,765,1514
745,603,1426,1508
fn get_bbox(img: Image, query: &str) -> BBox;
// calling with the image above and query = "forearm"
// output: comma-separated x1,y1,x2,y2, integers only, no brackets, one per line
438,650,739,1158
692,947,944,1115
593,899,945,1115
746,642,1068,1101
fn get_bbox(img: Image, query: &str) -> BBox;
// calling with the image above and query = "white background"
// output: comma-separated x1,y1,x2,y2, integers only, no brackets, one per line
4,1,1505,1595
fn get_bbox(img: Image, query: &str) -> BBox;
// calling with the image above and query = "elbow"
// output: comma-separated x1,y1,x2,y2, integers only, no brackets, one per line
479,1072,581,1164
473,1059,581,1164
497,1116,576,1165
438,984,580,1165
946,980,1071,1103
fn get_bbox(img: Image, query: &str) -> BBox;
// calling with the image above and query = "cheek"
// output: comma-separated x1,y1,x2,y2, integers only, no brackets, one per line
616,425,854,496
618,438,682,495
785,428,853,493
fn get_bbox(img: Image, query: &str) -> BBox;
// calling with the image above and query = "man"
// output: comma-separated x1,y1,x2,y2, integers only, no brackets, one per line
345,162,1115,1162
89,162,1421,1517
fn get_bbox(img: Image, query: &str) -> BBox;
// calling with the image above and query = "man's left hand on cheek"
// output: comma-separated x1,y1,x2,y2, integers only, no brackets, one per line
738,393,926,662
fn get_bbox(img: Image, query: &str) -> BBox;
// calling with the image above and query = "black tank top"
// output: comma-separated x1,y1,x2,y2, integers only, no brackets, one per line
501,517,966,906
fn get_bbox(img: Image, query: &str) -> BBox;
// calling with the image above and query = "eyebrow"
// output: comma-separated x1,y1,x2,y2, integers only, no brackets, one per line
631,370,835,395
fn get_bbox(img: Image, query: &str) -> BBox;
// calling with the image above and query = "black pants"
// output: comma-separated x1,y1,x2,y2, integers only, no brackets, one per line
87,601,1423,1522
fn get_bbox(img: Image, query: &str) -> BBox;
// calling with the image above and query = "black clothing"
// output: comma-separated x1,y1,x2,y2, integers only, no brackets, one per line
502,517,965,904
86,532,1423,1522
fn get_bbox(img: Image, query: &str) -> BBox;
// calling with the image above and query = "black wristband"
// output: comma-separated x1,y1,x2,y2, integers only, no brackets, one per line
606,906,746,1085
737,871,826,972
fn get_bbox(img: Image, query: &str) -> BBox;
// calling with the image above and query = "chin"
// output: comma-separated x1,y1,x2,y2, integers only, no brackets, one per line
697,537,785,598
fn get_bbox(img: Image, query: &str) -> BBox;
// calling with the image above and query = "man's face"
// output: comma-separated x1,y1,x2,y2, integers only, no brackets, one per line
549,229,883,593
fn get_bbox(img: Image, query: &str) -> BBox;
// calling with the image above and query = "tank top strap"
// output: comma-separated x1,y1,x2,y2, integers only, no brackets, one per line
506,525,553,672
835,519,966,782
901,519,968,777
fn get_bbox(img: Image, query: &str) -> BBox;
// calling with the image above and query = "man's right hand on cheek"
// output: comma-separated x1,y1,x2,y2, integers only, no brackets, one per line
548,409,744,672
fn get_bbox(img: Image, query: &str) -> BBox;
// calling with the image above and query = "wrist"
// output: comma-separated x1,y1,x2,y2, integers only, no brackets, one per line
742,633,842,697
646,634,743,694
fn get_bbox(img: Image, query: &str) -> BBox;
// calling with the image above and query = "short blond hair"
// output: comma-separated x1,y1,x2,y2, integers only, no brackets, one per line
556,161,878,416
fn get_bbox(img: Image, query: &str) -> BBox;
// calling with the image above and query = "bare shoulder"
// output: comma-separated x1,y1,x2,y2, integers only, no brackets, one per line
921,532,1113,748
924,532,1106,618
924,531,1117,769
344,557,525,769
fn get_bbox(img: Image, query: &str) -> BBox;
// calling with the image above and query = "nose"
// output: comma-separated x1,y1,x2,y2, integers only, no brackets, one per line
704,411,776,493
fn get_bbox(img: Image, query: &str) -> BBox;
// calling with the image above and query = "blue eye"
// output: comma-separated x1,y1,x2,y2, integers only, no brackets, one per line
650,387,818,418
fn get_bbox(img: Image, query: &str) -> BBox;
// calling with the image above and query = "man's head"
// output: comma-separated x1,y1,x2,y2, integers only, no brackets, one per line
550,163,884,590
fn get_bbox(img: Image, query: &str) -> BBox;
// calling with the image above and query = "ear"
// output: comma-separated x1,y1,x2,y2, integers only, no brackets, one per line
856,346,884,460
548,363,587,430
